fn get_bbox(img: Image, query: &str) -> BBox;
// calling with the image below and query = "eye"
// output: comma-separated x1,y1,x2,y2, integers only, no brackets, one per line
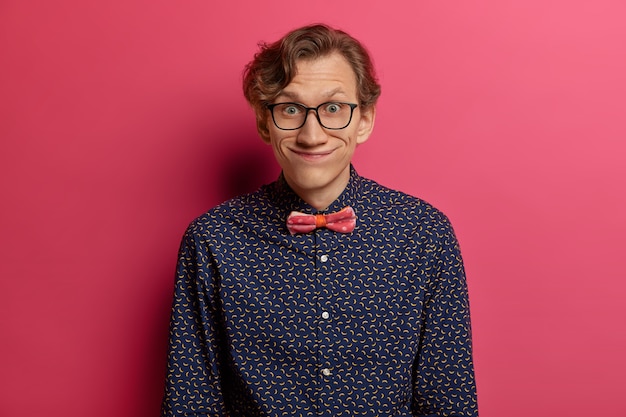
282,104,302,115
324,103,342,113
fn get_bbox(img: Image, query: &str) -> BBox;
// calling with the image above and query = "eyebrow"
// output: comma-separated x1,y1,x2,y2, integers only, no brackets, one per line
277,87,348,102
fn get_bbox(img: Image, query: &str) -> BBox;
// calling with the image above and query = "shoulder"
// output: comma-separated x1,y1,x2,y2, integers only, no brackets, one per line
358,177,452,230
185,187,272,237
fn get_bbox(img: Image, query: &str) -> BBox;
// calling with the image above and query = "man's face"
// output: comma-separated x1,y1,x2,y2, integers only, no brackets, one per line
264,53,375,208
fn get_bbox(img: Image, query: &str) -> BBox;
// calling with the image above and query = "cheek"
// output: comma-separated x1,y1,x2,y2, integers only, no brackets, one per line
268,129,294,147
268,135,290,158
338,131,359,147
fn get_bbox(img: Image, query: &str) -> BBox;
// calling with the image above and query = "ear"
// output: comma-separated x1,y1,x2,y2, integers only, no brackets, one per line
256,114,271,143
356,105,376,145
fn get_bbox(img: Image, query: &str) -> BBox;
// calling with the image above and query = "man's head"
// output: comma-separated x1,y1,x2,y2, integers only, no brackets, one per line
243,24,381,141
243,25,381,209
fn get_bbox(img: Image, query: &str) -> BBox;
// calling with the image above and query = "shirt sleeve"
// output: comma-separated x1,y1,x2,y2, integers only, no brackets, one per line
412,215,479,417
161,226,228,417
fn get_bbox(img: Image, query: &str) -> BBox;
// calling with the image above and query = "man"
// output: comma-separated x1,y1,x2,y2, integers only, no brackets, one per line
161,24,478,417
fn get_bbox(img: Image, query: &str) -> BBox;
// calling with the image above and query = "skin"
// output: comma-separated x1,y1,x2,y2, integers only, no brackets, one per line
262,53,376,211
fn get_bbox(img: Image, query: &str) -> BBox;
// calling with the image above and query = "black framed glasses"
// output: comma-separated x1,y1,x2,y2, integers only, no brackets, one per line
267,102,358,130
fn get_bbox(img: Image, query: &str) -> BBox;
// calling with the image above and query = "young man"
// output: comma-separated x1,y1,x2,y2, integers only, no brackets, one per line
162,24,478,417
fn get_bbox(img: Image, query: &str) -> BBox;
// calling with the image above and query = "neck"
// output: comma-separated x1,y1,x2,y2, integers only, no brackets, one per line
285,173,350,211
301,191,342,211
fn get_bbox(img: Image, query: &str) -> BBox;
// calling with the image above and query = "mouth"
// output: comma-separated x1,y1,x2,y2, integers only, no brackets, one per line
291,149,334,161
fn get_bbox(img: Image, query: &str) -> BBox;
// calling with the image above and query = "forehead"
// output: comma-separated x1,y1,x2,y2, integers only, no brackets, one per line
278,53,358,101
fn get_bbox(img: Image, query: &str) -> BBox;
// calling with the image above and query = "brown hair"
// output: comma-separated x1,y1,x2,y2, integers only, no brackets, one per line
243,24,381,139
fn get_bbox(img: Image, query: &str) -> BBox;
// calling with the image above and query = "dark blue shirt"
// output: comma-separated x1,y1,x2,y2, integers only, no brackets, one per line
161,167,478,416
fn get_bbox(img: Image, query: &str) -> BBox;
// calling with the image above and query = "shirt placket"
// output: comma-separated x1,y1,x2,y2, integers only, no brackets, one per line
314,227,341,416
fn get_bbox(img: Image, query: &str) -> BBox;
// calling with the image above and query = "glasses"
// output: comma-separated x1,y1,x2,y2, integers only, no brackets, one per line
267,102,358,130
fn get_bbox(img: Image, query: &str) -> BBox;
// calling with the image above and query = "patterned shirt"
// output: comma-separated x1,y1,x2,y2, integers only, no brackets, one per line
161,167,478,417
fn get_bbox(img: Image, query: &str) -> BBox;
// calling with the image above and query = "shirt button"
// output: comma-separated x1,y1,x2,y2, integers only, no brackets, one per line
321,311,330,320
320,254,329,263
321,368,331,376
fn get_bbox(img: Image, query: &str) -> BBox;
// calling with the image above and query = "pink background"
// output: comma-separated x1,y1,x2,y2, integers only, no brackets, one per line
1,1,625,416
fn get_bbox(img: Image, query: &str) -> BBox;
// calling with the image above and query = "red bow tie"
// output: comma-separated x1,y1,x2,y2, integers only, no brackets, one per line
286,206,356,235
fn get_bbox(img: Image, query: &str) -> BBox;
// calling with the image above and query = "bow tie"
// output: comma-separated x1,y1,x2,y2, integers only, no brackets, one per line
286,206,356,235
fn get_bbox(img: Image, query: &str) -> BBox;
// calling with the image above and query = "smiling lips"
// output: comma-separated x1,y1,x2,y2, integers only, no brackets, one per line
291,149,334,161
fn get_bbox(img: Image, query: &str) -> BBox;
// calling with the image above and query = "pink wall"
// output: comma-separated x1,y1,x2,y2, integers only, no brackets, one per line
1,1,625,416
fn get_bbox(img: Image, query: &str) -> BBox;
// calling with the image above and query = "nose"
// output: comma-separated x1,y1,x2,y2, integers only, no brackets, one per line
296,109,328,146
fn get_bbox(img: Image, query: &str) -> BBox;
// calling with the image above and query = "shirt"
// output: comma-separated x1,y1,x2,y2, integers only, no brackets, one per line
161,166,478,417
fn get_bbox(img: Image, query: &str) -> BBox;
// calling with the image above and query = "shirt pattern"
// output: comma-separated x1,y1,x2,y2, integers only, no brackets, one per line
161,166,478,417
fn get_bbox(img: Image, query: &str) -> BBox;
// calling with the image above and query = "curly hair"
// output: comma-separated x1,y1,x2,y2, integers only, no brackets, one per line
243,24,381,139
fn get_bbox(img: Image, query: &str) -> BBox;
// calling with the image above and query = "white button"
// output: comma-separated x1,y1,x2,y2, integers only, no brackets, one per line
321,368,331,376
320,254,329,263
321,311,330,319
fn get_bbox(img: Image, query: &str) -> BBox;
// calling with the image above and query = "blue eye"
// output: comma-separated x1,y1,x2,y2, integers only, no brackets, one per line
325,103,341,113
283,105,301,115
